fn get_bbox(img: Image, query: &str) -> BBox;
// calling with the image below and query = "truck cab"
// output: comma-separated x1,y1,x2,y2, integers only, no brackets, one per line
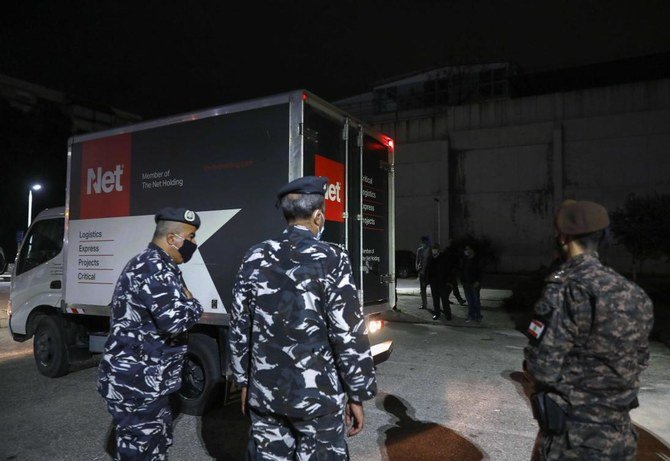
9,206,65,342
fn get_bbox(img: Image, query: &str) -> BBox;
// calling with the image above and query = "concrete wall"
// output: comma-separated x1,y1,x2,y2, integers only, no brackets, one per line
382,79,670,275
395,141,448,252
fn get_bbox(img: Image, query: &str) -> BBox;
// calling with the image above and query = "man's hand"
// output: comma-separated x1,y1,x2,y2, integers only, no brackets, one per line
345,401,365,437
183,286,193,299
240,386,248,416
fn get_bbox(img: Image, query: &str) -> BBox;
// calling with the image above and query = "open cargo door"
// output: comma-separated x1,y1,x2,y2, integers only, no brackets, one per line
300,93,394,312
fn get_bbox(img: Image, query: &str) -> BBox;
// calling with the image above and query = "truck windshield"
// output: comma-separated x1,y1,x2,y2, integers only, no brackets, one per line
16,218,64,275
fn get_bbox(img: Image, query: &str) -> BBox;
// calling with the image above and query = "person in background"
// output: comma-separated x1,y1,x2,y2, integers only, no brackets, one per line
461,244,483,323
425,243,453,321
523,200,653,460
415,235,431,310
443,238,466,306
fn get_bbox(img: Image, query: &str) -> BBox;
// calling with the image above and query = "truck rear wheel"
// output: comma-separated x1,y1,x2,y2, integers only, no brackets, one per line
33,315,70,378
178,333,222,416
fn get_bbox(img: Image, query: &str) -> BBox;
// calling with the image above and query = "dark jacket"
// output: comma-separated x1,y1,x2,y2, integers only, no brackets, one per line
415,243,430,275
444,245,462,279
425,252,447,284
460,254,481,285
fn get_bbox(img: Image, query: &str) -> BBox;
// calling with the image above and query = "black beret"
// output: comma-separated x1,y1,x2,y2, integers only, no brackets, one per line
154,207,201,229
555,200,609,235
277,176,328,200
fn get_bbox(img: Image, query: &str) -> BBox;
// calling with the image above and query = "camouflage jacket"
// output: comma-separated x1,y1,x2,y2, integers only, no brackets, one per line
524,253,654,423
229,225,377,418
97,243,203,403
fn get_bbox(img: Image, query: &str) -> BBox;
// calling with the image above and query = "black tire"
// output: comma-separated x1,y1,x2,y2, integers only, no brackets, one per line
178,333,222,416
33,315,70,378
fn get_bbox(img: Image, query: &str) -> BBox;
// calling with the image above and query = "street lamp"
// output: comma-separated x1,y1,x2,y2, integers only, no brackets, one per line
27,184,42,227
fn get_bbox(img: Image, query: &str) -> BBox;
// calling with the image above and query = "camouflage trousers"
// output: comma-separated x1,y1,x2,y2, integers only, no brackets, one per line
247,407,349,461
535,418,637,461
106,395,173,461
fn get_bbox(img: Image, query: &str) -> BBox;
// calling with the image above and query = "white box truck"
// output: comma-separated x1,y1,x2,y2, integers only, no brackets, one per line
8,90,395,415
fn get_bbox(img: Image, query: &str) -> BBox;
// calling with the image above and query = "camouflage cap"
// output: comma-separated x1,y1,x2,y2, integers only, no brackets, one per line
555,200,609,235
277,176,328,200
154,207,201,229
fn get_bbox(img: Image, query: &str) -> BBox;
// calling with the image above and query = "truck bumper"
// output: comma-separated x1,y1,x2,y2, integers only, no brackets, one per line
8,314,28,342
371,340,393,366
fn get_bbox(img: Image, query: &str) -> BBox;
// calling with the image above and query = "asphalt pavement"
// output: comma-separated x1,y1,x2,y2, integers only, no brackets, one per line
0,280,9,329
1,277,669,460
390,277,670,458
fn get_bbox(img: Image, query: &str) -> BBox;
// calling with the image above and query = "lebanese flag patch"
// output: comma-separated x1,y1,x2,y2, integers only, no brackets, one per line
527,319,545,339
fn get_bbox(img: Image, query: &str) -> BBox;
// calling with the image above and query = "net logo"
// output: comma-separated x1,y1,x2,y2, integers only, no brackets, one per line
79,134,131,219
325,179,342,203
86,165,125,194
314,154,345,223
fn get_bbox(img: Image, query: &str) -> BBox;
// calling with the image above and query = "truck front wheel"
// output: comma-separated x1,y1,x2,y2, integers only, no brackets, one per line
178,333,222,416
33,315,70,378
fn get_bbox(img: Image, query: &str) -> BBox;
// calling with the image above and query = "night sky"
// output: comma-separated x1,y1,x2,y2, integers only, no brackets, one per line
2,0,670,256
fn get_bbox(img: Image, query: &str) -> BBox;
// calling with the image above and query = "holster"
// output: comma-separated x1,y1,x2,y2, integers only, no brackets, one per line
531,391,568,435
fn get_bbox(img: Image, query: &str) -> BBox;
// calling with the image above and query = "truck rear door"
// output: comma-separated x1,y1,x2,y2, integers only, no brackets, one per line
300,97,394,311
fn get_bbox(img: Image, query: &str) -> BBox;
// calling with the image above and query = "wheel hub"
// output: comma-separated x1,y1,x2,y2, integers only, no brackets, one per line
36,333,52,364
180,356,205,399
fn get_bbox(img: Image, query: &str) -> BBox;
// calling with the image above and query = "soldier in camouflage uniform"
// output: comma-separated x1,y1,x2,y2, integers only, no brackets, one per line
523,200,654,461
229,176,377,461
97,207,204,461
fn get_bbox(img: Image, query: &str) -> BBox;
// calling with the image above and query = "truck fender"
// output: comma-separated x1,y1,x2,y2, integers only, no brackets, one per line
9,290,62,338
25,305,61,340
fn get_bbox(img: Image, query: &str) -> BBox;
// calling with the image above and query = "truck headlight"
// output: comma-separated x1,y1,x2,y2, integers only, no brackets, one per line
368,319,384,334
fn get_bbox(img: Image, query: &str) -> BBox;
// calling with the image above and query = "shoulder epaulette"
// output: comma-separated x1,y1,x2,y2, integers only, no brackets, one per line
545,269,567,284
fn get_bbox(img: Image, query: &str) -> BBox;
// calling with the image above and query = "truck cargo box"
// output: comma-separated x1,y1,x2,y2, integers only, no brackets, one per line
64,89,395,320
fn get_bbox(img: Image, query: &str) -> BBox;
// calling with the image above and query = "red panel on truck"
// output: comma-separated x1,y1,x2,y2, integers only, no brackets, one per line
80,134,131,219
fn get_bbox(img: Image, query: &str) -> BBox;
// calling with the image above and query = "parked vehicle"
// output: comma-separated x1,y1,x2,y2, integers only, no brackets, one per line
0,246,6,274
8,90,394,415
395,249,417,278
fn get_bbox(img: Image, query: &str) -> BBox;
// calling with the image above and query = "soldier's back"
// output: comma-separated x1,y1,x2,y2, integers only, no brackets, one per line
562,254,654,416
243,226,349,418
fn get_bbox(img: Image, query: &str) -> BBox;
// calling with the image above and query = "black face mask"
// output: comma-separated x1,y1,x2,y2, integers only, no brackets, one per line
171,234,198,263
178,239,198,263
